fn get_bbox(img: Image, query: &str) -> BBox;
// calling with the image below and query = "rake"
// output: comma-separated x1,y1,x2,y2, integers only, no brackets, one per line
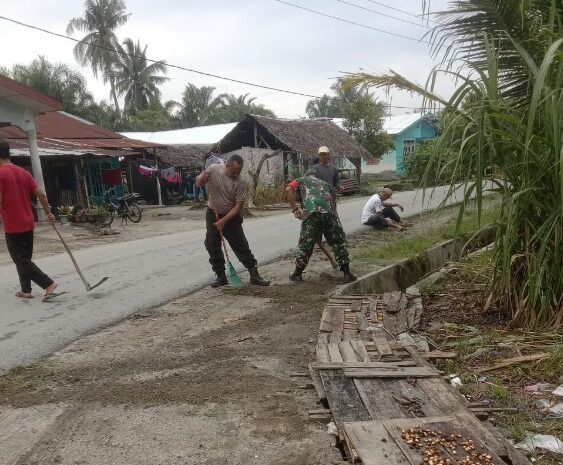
51,223,109,291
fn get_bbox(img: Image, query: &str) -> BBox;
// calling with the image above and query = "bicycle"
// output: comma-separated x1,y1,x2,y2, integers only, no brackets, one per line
96,188,142,227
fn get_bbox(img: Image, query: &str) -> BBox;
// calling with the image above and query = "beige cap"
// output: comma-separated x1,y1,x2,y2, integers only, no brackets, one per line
379,187,393,197
318,146,330,154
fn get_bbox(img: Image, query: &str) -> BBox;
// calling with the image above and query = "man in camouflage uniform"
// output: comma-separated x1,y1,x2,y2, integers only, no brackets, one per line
286,170,356,283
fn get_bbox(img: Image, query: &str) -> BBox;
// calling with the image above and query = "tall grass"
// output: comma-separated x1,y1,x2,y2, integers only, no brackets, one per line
345,1,562,328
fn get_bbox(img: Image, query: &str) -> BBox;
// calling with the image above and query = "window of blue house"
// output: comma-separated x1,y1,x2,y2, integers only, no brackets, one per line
403,139,415,160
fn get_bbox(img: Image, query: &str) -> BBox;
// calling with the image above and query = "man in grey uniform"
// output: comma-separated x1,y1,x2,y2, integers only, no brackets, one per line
314,146,339,196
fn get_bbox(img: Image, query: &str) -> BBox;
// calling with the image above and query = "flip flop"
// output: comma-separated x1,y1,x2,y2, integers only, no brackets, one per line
42,292,67,302
16,292,34,299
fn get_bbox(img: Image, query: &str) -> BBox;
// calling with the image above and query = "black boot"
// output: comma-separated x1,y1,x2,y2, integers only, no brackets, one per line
289,266,304,282
341,264,357,283
211,271,228,288
249,267,270,286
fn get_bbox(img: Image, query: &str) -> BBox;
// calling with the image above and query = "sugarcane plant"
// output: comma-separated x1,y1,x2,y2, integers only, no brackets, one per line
344,0,562,329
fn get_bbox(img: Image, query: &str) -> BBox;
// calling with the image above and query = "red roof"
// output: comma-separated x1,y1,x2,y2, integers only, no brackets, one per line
0,111,163,153
0,74,63,113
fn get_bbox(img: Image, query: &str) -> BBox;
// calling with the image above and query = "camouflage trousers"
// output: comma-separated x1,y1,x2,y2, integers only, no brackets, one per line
296,212,349,270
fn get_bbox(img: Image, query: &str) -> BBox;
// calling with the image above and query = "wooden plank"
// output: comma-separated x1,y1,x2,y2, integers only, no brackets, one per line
395,307,409,334
371,328,393,357
423,351,458,360
356,311,369,331
313,361,417,370
319,307,344,333
384,379,443,418
343,421,410,465
328,342,344,362
317,341,330,363
343,366,439,378
355,378,407,420
308,363,326,402
350,340,369,362
320,370,370,426
386,291,403,313
330,330,343,343
339,341,358,362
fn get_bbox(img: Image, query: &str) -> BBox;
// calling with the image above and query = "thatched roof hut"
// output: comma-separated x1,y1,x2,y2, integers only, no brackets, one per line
155,144,211,171
215,114,371,161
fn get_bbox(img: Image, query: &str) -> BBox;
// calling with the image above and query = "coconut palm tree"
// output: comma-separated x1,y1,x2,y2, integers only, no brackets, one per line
215,93,276,122
66,0,129,117
174,84,224,128
9,56,97,117
114,38,168,115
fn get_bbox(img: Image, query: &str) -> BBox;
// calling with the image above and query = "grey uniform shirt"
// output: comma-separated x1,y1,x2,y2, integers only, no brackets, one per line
314,164,339,193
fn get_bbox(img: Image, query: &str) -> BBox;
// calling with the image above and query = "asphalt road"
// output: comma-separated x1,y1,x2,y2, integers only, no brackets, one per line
0,186,461,372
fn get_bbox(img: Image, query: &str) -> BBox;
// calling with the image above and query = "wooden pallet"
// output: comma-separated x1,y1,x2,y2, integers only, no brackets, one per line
314,294,531,465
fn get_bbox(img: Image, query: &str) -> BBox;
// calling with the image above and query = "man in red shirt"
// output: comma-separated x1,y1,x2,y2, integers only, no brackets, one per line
0,140,58,300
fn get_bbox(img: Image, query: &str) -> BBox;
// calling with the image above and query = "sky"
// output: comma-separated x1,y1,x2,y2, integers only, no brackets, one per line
0,0,455,119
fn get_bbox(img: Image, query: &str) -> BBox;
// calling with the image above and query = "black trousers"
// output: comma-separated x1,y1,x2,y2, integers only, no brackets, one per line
364,206,401,229
5,230,53,293
205,208,257,274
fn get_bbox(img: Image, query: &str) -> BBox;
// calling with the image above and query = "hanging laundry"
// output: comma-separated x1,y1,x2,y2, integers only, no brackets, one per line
101,168,122,186
139,165,158,177
160,167,176,179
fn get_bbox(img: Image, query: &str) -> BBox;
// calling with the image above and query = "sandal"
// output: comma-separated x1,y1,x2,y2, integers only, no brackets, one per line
16,292,34,299
42,291,67,302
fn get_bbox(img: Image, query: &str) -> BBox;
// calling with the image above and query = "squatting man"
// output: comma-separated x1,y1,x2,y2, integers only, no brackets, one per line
361,187,412,231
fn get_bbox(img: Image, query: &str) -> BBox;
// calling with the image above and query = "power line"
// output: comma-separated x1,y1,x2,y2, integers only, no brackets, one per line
363,0,438,24
269,0,432,44
0,14,427,111
332,0,431,28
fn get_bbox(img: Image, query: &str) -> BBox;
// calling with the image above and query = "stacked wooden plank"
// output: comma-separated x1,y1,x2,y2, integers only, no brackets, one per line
313,293,531,465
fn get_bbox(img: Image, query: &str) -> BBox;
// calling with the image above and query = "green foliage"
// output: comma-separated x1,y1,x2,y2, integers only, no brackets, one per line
253,181,287,207
169,84,276,128
346,0,563,329
114,38,168,114
66,0,129,78
419,280,441,299
305,94,342,118
306,80,393,158
5,56,119,129
354,206,500,263
124,105,173,131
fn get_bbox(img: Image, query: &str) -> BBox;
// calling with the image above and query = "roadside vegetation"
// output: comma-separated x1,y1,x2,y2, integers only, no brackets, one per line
421,251,563,464
353,205,499,263
345,0,562,330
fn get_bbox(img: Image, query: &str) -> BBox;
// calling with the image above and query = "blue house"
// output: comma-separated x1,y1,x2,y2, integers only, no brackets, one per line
379,113,439,174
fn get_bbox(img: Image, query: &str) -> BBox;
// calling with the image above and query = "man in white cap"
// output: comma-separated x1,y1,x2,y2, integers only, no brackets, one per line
314,146,339,196
361,187,411,231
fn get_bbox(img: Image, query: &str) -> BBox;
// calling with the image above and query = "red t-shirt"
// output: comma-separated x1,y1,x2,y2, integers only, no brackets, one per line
0,164,38,233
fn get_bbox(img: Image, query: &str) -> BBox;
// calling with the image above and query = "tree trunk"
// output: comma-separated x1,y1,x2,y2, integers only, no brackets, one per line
248,149,282,208
352,158,362,187
110,79,121,124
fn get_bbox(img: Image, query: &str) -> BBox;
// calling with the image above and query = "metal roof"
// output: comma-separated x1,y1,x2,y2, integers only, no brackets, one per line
0,74,63,114
121,122,237,145
0,111,163,156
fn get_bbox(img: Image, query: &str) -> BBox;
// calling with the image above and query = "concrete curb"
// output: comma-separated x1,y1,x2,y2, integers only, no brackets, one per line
334,238,465,297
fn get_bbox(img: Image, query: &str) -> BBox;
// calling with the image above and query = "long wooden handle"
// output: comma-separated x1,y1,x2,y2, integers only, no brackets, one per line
51,222,90,289
212,208,232,263
317,242,338,269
